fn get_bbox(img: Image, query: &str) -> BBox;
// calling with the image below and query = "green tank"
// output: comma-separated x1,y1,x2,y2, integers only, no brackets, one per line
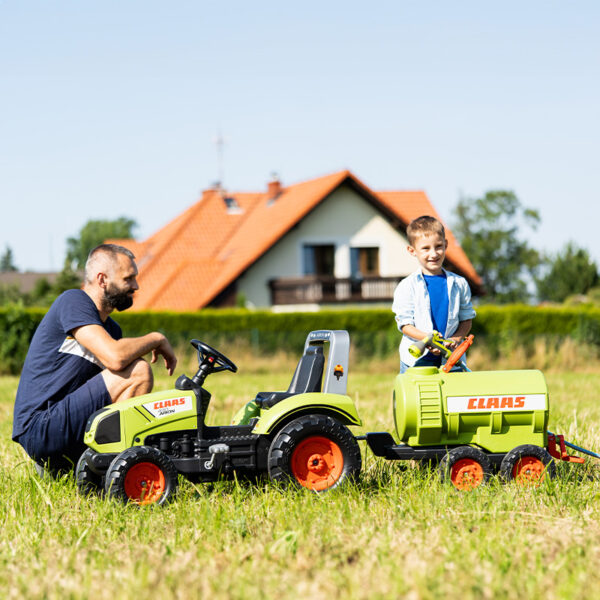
393,367,549,453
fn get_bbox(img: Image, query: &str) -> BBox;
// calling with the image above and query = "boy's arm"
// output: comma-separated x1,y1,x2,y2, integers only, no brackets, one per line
447,319,472,349
400,324,430,343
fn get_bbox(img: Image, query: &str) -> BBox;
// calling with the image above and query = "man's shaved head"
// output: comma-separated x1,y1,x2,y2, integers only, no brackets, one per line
84,244,135,284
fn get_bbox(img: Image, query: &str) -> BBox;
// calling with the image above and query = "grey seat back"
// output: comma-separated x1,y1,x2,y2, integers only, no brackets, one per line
287,345,325,394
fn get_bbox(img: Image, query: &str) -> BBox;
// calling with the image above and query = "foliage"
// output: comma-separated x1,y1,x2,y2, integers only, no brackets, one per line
537,242,599,303
52,264,82,296
3,305,600,375
0,304,41,374
65,216,138,270
0,245,17,272
453,190,541,303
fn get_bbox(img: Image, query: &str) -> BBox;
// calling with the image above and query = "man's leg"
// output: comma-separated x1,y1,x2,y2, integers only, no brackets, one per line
17,372,113,473
19,360,154,475
101,358,154,403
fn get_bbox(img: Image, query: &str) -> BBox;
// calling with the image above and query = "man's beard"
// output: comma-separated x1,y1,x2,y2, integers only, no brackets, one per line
103,283,134,312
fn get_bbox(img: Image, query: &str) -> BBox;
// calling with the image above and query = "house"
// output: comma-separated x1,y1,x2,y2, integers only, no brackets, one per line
107,170,482,311
0,271,60,294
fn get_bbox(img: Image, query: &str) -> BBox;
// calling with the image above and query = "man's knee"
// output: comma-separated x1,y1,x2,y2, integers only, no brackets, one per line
128,358,154,388
103,358,154,402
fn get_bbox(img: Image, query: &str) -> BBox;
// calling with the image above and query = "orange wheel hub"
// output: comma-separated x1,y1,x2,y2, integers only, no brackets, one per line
512,457,545,485
124,462,166,504
450,458,484,491
291,436,343,491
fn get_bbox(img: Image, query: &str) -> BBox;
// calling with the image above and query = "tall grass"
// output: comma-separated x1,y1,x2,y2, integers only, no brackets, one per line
2,347,600,599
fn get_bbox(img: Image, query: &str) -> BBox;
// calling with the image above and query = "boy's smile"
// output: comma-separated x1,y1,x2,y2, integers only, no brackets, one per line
407,232,447,276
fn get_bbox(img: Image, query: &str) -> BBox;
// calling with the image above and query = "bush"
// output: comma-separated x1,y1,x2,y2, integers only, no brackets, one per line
1,305,600,375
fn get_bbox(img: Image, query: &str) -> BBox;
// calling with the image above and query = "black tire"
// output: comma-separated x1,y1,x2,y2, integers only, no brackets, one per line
499,444,555,484
439,446,492,491
267,415,361,491
75,448,104,497
104,446,178,506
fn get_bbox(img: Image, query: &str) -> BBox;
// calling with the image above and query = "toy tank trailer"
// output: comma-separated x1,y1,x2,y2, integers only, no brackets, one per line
77,330,597,504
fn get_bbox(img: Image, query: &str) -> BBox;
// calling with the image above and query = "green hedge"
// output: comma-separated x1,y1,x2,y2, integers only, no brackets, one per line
1,304,600,375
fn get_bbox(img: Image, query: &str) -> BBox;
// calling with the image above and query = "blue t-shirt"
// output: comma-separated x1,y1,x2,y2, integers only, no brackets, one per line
12,289,122,439
423,273,449,335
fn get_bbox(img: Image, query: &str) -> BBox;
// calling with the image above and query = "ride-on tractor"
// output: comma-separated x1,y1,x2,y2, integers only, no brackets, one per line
78,329,598,504
78,330,362,504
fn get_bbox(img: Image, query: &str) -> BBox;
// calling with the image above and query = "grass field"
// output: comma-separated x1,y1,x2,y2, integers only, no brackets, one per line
2,349,600,599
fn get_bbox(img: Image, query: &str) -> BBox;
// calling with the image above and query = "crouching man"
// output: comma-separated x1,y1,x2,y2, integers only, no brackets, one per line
12,244,177,474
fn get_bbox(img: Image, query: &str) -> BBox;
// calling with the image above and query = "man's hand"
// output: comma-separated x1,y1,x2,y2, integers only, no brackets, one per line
151,336,177,376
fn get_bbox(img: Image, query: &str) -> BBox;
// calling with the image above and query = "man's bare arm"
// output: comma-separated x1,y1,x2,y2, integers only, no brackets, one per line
72,324,177,375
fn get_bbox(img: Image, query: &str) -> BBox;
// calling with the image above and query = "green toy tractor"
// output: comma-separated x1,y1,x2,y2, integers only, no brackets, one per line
78,330,362,504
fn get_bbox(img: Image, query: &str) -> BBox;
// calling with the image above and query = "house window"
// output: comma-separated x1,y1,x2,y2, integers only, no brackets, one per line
350,247,380,277
303,244,335,276
223,196,242,214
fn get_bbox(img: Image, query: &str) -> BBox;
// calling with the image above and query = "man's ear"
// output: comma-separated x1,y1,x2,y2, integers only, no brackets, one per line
96,271,108,289
407,245,416,257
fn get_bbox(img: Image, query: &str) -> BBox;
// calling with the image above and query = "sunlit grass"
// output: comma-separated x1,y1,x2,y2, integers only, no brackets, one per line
3,350,600,599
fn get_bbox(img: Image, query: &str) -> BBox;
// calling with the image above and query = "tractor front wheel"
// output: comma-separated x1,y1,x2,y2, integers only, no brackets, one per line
268,415,361,492
105,446,178,505
439,446,492,491
500,444,555,485
75,448,104,497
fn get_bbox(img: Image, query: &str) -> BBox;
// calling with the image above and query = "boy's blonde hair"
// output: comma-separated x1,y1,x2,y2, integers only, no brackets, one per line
406,216,446,246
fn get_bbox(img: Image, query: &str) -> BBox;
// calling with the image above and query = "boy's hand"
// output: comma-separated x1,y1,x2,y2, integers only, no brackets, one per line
446,336,464,351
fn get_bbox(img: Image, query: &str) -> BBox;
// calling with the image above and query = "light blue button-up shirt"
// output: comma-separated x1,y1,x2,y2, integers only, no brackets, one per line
392,269,476,367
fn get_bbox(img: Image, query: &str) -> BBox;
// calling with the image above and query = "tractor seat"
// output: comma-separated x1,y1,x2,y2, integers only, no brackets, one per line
254,346,325,410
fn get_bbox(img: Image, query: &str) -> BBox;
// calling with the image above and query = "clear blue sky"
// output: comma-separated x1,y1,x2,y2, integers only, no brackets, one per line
1,1,599,272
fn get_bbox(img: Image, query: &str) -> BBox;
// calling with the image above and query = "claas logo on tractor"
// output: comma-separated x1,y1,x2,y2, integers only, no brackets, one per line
143,396,192,418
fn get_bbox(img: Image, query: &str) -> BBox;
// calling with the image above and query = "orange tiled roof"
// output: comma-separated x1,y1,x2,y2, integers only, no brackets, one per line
113,170,481,310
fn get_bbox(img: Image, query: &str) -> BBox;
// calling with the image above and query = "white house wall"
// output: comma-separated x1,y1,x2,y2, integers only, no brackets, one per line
237,185,420,307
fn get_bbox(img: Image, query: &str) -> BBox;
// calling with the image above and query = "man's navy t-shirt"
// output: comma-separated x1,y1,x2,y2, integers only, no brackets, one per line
423,273,449,335
12,289,122,439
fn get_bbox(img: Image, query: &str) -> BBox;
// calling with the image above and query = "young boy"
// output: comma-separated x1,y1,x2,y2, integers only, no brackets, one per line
392,216,476,373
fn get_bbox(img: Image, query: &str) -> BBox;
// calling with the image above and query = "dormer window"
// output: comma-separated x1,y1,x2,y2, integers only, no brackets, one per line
223,196,242,214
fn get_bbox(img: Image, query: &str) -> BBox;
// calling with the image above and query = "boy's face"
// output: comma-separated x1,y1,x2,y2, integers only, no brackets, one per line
407,232,447,276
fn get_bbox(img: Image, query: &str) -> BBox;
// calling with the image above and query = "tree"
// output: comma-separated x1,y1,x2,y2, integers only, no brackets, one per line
65,217,138,270
0,245,17,272
536,242,599,303
452,190,541,303
52,263,82,295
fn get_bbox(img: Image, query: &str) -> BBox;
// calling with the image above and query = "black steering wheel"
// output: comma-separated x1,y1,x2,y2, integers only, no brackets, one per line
191,339,238,374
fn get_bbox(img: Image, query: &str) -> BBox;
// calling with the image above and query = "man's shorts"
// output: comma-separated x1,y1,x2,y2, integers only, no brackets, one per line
16,372,111,472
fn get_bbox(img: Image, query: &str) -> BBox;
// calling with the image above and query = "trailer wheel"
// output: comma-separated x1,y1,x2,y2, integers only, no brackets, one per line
500,444,555,485
268,415,361,492
105,446,178,505
439,446,492,491
75,448,104,497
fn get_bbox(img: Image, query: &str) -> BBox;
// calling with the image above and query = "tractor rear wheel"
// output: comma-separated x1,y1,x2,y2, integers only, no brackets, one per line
105,446,178,505
499,444,555,485
439,446,492,491
268,415,361,492
75,448,104,497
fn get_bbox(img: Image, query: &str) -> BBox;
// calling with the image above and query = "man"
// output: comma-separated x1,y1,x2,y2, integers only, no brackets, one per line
12,244,177,473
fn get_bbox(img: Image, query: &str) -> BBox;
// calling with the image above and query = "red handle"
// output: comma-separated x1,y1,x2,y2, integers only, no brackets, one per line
442,335,474,373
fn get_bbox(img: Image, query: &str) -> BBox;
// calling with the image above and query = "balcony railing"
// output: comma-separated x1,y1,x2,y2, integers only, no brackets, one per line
269,276,403,305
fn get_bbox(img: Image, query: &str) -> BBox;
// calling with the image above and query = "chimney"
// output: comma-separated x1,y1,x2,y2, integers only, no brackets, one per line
266,173,282,202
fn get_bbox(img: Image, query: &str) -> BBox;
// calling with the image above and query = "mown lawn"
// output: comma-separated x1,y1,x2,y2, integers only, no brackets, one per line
2,354,600,599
